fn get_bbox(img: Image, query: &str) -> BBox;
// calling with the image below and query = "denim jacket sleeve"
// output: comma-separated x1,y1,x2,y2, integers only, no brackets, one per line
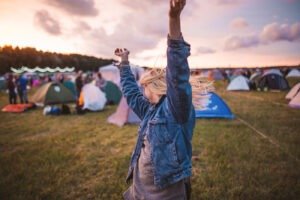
120,65,151,120
166,36,192,124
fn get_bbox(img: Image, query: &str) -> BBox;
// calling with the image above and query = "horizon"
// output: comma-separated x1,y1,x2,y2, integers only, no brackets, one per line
1,0,300,67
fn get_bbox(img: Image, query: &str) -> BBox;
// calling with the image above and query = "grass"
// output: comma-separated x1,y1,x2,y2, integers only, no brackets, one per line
0,79,300,200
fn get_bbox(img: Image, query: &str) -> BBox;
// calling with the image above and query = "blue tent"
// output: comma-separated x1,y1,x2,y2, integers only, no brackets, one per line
195,92,234,119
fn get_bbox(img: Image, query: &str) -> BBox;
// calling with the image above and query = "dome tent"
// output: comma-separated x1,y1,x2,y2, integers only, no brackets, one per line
63,80,77,97
30,82,76,106
257,70,289,91
101,81,122,105
195,92,234,119
227,75,250,91
80,83,107,111
99,63,144,87
286,69,300,78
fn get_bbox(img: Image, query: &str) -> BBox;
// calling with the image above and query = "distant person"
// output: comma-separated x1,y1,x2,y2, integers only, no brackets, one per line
17,74,28,104
115,1,213,199
58,73,65,83
75,71,83,98
7,74,17,104
95,72,106,90
84,72,93,84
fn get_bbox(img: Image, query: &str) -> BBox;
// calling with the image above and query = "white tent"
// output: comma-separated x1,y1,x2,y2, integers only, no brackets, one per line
286,69,300,78
227,75,250,91
99,64,120,86
289,91,300,109
286,83,300,100
263,69,283,76
99,63,144,87
81,83,107,111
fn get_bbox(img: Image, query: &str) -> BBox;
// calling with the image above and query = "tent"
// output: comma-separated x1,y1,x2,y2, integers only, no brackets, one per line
101,81,122,105
30,82,76,106
263,69,283,76
286,83,300,100
63,81,77,97
107,96,141,127
80,83,107,111
195,92,234,119
99,64,121,86
99,63,144,86
257,70,289,91
289,91,300,109
286,69,300,78
249,72,261,89
227,75,250,91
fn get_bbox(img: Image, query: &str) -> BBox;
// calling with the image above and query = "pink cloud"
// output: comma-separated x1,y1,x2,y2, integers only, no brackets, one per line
224,34,259,50
230,17,249,29
195,47,216,54
224,22,300,50
216,0,244,5
260,22,300,43
34,10,61,35
45,0,99,16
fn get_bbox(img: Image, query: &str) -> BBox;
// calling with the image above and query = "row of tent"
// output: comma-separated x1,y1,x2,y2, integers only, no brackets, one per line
227,69,290,91
197,68,300,81
30,81,122,111
2,81,236,125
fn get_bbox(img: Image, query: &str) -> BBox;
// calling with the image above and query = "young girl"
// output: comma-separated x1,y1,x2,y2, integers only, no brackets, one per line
115,0,212,199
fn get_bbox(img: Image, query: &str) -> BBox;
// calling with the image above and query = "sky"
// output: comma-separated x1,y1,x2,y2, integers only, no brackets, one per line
0,0,300,68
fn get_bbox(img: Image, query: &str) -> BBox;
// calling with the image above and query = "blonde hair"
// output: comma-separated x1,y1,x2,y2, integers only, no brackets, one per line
139,68,214,109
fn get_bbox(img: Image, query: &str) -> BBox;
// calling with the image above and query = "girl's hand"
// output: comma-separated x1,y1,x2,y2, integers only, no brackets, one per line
114,48,130,63
169,0,186,18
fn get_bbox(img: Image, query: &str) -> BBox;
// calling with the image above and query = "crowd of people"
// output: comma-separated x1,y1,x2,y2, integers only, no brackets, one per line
5,70,108,107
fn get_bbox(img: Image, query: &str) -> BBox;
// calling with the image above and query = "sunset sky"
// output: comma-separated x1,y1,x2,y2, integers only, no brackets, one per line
0,0,300,68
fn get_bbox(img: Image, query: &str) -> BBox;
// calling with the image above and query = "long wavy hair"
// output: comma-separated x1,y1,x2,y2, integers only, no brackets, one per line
139,68,214,109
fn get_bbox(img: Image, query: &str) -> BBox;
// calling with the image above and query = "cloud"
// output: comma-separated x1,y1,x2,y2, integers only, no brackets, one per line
224,22,300,50
224,34,259,50
260,22,300,43
195,46,216,54
45,0,98,16
216,0,243,5
53,0,204,59
74,21,92,33
34,10,61,35
230,17,249,29
120,0,165,11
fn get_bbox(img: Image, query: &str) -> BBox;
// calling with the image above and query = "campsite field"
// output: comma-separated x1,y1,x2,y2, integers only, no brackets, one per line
0,79,300,200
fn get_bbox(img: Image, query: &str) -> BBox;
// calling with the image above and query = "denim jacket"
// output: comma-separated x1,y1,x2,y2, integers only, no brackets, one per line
120,36,195,189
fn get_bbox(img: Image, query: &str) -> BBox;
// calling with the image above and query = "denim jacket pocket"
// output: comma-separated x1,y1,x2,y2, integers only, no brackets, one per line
149,118,172,144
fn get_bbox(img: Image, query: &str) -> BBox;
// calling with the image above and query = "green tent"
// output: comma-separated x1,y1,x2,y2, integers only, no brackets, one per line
102,81,122,105
63,81,77,97
30,82,76,106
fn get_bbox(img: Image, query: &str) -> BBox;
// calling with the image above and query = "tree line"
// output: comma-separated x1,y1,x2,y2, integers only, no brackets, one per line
0,45,115,75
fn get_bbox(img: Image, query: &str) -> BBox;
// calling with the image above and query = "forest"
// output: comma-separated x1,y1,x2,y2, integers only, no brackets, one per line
0,45,115,75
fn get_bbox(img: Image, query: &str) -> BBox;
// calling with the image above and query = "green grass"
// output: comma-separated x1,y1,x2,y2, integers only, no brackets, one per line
0,79,300,200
